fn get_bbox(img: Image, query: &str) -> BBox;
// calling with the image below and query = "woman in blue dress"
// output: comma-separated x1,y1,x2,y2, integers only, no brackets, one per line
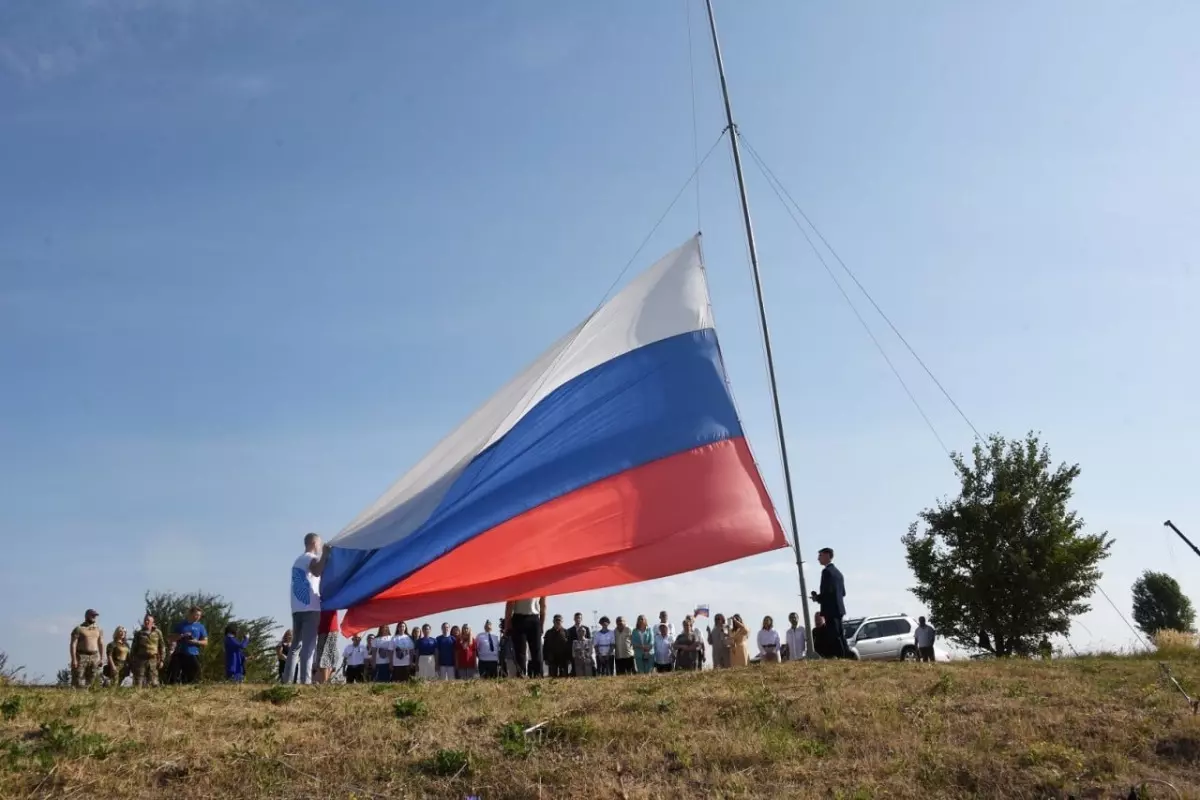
224,624,250,682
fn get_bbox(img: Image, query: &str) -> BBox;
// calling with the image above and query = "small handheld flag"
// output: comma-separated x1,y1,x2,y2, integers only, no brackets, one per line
694,604,710,618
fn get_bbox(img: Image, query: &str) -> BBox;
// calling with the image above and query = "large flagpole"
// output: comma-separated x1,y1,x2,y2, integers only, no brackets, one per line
704,0,814,652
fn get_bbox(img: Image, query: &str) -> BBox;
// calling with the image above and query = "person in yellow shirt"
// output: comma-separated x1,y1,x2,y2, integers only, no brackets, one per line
105,627,130,687
727,614,750,667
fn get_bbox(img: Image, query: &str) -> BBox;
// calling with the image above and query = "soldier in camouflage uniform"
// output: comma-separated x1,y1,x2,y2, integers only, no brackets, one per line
104,627,130,687
128,614,166,688
70,609,104,689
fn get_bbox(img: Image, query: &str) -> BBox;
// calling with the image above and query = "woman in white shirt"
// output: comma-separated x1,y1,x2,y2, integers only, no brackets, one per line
390,622,415,682
757,615,781,663
371,625,393,682
653,623,675,673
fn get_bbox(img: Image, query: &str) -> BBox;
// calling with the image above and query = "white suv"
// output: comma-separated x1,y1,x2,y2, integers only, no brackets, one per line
844,614,948,662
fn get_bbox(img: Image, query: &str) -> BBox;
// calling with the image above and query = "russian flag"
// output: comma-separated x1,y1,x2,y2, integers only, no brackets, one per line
694,605,710,619
321,236,788,634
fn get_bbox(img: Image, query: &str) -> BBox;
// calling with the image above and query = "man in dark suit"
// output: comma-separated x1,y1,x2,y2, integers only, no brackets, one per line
810,547,850,658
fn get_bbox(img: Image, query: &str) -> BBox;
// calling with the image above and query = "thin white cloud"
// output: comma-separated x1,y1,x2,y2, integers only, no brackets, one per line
0,0,132,82
140,531,209,579
481,13,584,74
0,0,282,84
23,614,80,637
740,560,797,576
507,27,581,72
207,72,273,100
0,43,34,80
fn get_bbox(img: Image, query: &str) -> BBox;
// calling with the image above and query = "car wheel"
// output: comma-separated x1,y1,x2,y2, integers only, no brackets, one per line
900,646,917,662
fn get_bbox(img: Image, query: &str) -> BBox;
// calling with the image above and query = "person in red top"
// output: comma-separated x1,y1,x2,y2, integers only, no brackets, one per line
314,610,340,684
454,624,478,679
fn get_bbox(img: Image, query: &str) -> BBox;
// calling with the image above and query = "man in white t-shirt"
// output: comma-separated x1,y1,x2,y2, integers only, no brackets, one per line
342,635,367,683
475,620,500,679
283,532,331,685
785,612,807,661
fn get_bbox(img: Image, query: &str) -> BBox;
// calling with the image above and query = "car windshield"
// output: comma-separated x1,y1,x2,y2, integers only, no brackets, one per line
843,618,863,640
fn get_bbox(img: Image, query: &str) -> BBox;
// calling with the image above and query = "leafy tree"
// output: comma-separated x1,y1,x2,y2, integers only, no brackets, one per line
55,668,71,687
902,433,1112,657
1132,570,1196,638
145,591,278,683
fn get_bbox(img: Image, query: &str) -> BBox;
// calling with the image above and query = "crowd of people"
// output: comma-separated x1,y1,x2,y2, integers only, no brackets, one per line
281,609,826,684
273,533,859,684
65,533,861,687
66,605,258,688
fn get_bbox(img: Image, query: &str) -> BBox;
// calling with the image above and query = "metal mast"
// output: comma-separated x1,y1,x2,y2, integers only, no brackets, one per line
1164,520,1200,561
704,0,814,651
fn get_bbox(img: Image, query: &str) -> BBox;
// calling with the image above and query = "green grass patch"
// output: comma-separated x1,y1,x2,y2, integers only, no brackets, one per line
393,698,426,719
37,720,114,758
928,672,956,696
542,715,595,747
3,719,120,772
416,748,470,777
0,696,23,721
498,721,533,758
1019,741,1085,770
797,737,833,757
64,702,95,718
254,685,300,705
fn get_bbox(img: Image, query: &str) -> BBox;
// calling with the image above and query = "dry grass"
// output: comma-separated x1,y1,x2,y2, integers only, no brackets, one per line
4,654,1200,799
0,652,24,687
1155,630,1199,659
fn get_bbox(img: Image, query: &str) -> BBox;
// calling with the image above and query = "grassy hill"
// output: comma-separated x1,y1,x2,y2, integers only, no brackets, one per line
3,654,1200,799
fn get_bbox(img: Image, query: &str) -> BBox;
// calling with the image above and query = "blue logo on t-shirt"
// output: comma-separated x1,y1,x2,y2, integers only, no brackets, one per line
291,567,310,605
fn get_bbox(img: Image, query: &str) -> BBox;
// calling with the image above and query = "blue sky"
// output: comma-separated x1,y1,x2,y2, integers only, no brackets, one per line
2,1,1197,680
